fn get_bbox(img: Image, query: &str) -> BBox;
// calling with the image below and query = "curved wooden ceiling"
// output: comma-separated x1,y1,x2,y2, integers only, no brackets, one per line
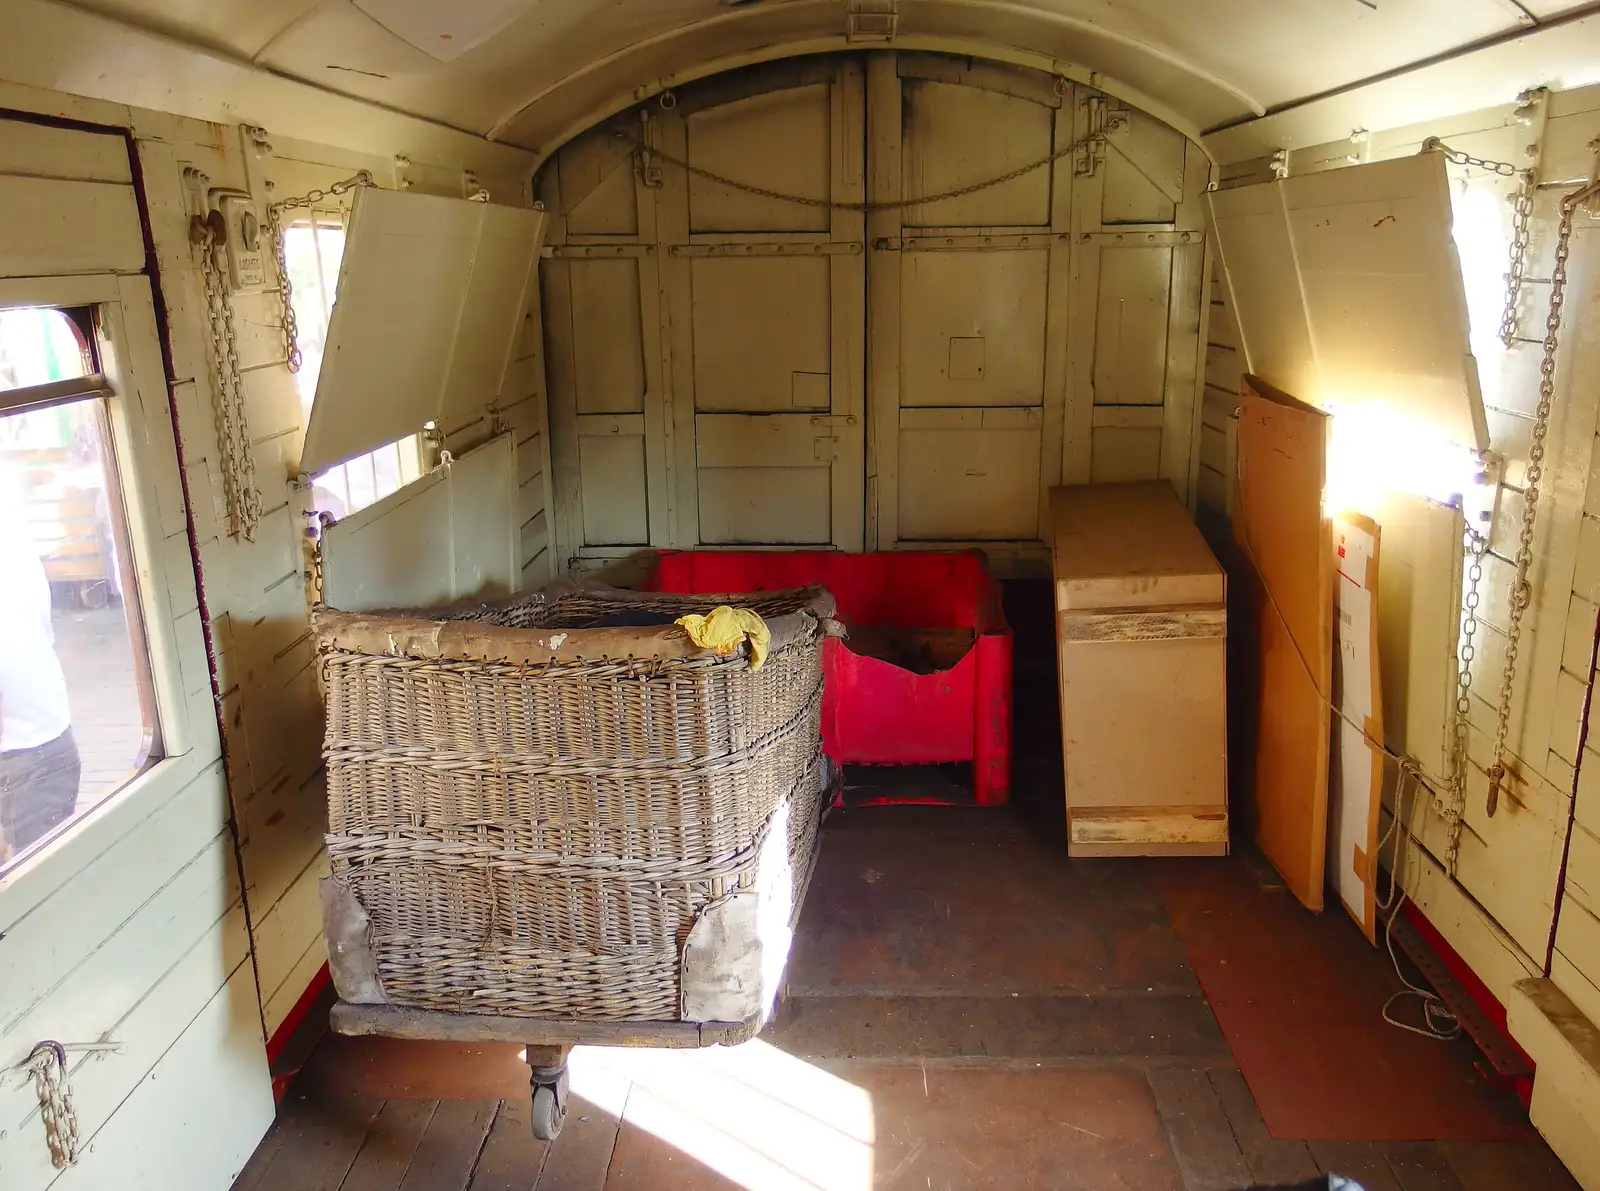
33,0,1597,149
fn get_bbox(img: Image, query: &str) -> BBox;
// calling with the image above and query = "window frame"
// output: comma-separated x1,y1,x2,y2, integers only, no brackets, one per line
0,272,215,902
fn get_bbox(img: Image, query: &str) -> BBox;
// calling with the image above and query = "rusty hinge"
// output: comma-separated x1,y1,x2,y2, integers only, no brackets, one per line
846,0,897,42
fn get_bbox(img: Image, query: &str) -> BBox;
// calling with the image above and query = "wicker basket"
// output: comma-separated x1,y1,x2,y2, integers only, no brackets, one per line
313,582,835,1023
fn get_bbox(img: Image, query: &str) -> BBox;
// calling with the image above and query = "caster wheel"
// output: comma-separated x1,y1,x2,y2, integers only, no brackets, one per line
529,1064,569,1142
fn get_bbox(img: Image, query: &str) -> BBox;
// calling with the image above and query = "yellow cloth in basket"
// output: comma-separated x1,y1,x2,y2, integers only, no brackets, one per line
675,606,771,671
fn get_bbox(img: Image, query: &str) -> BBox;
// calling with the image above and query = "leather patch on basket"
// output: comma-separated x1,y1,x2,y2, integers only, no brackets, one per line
682,891,765,1023
319,877,388,1005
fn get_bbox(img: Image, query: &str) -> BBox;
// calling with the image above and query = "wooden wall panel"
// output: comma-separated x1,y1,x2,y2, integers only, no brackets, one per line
687,83,831,233
558,124,639,236
125,112,546,1099
570,258,647,414
898,408,1043,540
0,175,144,277
690,256,831,412
539,54,1208,570
579,427,650,545
900,77,1053,228
1093,246,1173,406
900,249,1048,408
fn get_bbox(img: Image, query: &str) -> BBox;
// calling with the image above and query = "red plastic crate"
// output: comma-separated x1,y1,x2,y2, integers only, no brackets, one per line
645,550,1012,805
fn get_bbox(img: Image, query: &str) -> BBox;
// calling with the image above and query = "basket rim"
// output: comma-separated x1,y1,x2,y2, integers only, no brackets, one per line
312,579,837,667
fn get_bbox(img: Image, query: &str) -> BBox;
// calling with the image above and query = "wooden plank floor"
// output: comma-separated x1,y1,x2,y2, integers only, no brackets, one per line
235,807,1580,1191
235,592,1581,1191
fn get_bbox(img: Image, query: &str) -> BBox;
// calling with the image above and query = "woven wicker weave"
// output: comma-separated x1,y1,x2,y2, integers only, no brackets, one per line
315,582,833,1022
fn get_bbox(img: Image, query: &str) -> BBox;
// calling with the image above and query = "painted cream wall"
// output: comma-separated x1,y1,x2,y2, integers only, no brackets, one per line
1201,82,1600,1187
0,117,273,1188
132,121,549,1045
0,61,550,1167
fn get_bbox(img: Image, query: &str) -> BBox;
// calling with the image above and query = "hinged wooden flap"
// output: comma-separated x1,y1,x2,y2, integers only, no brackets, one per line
1050,481,1224,611
302,188,546,475
1208,152,1489,452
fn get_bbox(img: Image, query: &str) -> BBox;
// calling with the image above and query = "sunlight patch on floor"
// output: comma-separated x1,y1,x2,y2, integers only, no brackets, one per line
570,1039,875,1191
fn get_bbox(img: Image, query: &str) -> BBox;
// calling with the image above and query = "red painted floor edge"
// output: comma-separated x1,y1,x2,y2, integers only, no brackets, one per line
1402,901,1536,1109
266,963,332,1104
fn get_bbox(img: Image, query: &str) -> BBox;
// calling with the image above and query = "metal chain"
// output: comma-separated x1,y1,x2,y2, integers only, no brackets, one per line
624,128,1109,213
1500,169,1536,347
1444,528,1488,874
1484,178,1600,817
197,226,264,540
1422,137,1523,178
266,171,375,372
1423,138,1536,346
25,1043,79,1169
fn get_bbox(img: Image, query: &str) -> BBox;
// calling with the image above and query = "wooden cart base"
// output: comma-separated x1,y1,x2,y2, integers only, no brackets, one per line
329,1001,763,1141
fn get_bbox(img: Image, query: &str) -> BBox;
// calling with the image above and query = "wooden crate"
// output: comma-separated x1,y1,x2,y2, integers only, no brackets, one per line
1049,481,1228,857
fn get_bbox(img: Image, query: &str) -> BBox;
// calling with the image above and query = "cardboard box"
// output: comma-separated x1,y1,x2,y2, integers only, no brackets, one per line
1233,376,1334,911
1050,481,1229,857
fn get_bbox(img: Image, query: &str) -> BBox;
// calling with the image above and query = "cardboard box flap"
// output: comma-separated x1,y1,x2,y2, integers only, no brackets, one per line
1050,481,1224,611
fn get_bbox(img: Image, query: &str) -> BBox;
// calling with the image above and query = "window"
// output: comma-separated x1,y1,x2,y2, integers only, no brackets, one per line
1,305,159,872
284,217,422,520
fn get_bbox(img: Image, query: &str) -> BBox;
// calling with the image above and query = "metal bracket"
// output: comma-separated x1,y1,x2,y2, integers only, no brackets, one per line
1269,149,1289,179
846,0,897,43
1465,450,1505,540
1513,87,1551,175
1075,96,1126,177
1347,128,1371,166
638,110,664,189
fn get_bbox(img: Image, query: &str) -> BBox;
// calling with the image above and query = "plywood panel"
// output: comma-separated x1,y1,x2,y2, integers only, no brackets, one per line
698,466,830,544
570,258,647,414
687,83,830,233
690,256,830,411
901,79,1052,227
1235,377,1334,911
899,408,1042,540
900,249,1048,407
0,174,144,277
579,431,649,545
